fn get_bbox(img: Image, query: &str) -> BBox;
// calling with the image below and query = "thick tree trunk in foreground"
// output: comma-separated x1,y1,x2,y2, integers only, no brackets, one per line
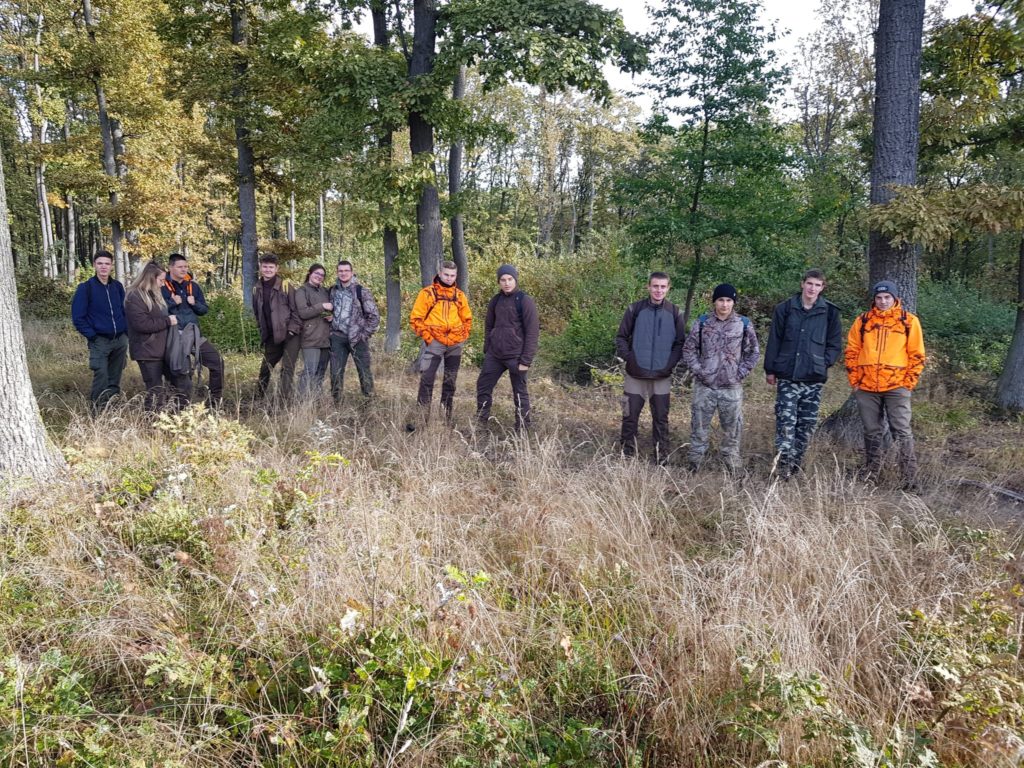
409,0,443,287
996,238,1024,412
822,0,924,444
0,149,65,481
231,0,258,311
867,0,925,312
449,65,468,294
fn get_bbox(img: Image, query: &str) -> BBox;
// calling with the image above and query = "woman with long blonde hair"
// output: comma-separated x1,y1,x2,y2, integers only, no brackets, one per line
125,261,188,409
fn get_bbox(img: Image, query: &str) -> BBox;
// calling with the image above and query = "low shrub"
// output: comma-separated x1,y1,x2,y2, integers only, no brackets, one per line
16,271,75,319
201,290,261,353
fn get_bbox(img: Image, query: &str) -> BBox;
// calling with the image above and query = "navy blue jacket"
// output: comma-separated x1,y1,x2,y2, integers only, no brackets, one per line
763,294,843,383
161,275,209,328
615,299,686,379
71,276,127,340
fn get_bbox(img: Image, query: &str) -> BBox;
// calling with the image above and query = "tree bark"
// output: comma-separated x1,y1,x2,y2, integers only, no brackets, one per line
867,0,925,312
372,0,403,352
996,237,1024,411
63,104,77,285
449,66,469,293
31,14,57,280
288,190,296,241
318,192,325,260
0,148,65,481
409,0,443,287
82,0,125,280
231,0,258,311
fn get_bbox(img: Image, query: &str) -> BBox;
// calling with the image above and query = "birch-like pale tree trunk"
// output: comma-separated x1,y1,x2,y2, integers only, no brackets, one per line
0,148,65,481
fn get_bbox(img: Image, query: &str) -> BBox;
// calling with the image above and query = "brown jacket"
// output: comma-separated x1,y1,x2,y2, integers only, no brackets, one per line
125,292,173,361
252,276,301,345
292,282,332,349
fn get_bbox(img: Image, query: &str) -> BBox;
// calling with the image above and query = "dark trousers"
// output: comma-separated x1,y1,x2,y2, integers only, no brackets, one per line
195,339,224,400
418,342,462,416
621,394,670,458
137,359,190,411
87,334,128,407
476,355,530,429
258,334,300,400
330,334,373,399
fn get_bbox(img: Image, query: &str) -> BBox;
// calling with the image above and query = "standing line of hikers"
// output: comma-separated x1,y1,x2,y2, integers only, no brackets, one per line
72,255,925,487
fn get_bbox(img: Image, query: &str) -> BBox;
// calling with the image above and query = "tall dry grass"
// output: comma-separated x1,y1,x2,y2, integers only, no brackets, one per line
2,322,1023,766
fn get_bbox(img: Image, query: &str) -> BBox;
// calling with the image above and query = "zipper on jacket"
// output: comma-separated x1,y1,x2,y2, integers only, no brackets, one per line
649,304,660,369
104,281,118,334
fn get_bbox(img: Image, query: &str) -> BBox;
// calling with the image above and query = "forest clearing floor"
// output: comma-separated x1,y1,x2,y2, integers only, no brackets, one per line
5,317,1024,766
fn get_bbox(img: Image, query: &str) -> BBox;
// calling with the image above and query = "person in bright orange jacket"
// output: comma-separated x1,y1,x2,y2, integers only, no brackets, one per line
410,260,473,419
845,280,926,489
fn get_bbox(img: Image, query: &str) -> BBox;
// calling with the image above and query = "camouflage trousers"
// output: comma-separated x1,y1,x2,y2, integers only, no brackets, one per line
689,381,744,470
774,380,824,471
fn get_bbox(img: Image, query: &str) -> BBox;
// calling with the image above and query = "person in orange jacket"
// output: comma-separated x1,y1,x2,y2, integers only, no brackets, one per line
845,280,926,489
409,260,473,419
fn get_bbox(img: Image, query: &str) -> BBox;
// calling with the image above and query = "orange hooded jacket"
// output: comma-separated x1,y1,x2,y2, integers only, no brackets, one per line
410,277,472,346
845,300,926,392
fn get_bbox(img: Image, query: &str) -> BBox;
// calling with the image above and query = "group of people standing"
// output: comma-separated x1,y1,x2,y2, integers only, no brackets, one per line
615,268,926,488
70,253,540,431
71,255,925,488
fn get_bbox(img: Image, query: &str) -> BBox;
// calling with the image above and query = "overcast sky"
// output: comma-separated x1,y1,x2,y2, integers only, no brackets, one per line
600,0,980,108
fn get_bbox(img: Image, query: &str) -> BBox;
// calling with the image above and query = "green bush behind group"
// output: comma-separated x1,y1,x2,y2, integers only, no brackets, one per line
17,236,1014,388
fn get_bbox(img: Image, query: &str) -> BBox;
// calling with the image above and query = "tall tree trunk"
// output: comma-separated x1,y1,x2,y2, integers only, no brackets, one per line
996,237,1024,411
231,0,258,310
409,0,443,287
823,0,924,444
535,88,557,257
318,192,325,260
372,0,403,352
63,103,78,285
31,14,56,280
82,0,125,280
0,148,65,480
65,195,76,285
867,0,925,312
287,190,296,241
449,65,468,293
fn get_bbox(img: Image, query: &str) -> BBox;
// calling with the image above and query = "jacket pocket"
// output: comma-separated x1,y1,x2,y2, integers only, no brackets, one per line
812,353,826,377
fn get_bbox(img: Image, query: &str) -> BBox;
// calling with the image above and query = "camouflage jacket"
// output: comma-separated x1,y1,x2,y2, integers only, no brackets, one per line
682,312,760,389
329,279,380,344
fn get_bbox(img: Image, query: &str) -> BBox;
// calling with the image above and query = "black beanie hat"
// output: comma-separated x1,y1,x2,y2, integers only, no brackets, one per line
712,283,737,302
497,264,519,282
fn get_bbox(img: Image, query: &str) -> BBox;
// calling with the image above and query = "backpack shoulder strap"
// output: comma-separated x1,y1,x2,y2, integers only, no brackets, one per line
859,311,871,343
515,291,524,327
